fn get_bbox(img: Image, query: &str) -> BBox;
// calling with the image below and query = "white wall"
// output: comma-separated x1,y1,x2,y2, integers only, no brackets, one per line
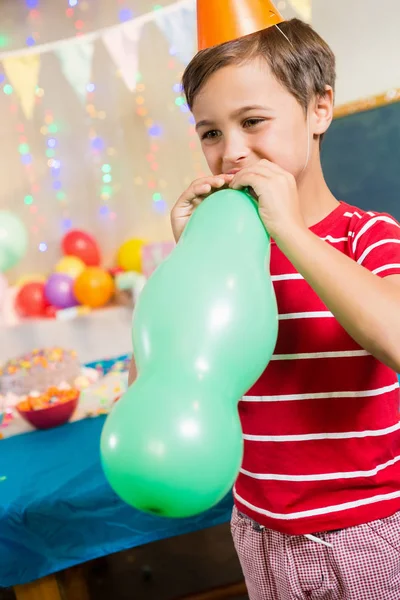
313,0,400,106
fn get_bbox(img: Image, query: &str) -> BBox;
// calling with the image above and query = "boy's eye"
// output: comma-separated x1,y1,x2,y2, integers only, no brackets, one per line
243,118,265,128
201,130,221,140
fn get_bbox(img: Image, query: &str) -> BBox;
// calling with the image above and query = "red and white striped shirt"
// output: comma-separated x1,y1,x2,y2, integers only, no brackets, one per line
234,201,400,535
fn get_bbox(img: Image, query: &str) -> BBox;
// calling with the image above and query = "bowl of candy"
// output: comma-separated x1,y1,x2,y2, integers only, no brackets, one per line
17,387,79,430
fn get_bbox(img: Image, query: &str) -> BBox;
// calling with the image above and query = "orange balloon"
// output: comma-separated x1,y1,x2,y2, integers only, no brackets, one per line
73,268,115,308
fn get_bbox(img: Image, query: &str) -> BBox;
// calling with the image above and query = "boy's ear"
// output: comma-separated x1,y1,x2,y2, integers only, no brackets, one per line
312,86,334,137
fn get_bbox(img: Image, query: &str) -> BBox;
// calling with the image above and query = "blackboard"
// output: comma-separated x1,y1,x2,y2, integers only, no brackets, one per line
322,101,400,220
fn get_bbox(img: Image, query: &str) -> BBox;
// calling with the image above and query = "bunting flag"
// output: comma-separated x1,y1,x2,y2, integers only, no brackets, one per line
155,2,196,65
102,21,142,92
289,0,312,22
0,0,195,110
56,41,94,103
2,55,41,120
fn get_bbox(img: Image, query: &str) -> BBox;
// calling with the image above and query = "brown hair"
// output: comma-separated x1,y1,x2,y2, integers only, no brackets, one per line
183,19,336,115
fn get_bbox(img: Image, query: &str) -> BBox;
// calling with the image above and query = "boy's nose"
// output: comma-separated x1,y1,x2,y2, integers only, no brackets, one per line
220,129,252,173
222,145,250,172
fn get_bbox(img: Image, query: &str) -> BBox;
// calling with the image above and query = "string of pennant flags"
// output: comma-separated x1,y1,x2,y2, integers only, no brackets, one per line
0,0,310,121
0,0,196,120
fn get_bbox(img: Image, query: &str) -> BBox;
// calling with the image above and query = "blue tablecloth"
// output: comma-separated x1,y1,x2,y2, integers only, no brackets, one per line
0,356,233,587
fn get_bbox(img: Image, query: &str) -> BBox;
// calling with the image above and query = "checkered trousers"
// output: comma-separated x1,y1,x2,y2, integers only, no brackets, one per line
231,506,400,599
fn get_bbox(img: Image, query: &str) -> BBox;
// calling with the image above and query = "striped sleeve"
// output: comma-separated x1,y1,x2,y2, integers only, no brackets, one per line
350,211,400,277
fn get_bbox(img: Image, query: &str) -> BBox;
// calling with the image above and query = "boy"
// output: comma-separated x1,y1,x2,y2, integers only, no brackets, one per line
130,9,400,600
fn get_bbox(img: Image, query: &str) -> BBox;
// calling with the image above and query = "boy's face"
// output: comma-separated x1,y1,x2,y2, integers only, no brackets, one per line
193,58,318,178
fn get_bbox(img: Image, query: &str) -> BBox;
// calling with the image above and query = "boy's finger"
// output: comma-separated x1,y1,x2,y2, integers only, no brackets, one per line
192,183,212,197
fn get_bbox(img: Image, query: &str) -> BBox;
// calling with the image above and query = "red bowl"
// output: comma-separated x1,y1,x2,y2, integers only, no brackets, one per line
17,395,79,430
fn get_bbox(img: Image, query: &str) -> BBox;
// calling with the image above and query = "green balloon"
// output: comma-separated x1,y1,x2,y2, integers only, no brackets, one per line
0,211,28,272
100,189,278,518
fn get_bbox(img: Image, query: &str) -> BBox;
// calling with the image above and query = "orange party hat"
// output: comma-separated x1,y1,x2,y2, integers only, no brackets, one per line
197,0,285,51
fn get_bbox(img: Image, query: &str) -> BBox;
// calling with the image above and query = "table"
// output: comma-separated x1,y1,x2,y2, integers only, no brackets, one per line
0,306,133,364
0,357,234,599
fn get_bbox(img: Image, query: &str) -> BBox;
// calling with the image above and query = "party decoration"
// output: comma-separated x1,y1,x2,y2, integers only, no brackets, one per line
2,55,40,119
74,267,115,308
102,21,142,92
62,230,101,266
155,2,196,65
56,42,94,103
197,0,284,51
141,241,175,278
0,211,28,273
15,282,49,318
101,189,278,518
55,256,86,279
45,273,77,309
44,305,57,319
117,239,146,273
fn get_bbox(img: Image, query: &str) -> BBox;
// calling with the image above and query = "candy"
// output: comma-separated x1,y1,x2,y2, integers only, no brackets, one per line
17,387,79,412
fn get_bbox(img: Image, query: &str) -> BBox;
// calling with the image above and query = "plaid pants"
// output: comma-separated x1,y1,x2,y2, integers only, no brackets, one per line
231,506,400,599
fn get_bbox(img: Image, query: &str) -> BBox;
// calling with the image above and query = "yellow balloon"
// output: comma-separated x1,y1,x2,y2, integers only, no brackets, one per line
55,255,86,279
117,239,146,272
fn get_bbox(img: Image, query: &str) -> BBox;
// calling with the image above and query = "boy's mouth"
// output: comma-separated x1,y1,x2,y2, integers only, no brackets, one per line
226,168,241,175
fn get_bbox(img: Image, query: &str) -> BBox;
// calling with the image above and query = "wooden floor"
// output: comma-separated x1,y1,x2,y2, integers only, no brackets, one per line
0,523,248,600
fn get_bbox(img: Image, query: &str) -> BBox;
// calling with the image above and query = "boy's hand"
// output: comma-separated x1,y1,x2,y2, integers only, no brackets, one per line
229,159,306,242
171,174,234,242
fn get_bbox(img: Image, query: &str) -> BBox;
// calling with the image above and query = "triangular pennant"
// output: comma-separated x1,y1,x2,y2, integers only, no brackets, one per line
155,3,196,66
2,55,41,120
102,21,142,92
56,41,94,103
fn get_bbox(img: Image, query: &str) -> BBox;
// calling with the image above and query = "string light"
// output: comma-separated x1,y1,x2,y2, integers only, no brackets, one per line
118,8,133,22
172,66,205,178
132,63,174,216
0,65,49,255
0,4,210,269
40,106,69,235
85,81,118,218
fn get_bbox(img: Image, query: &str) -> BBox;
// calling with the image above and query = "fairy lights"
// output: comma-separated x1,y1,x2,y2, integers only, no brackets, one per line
0,62,50,254
0,0,208,271
85,80,118,220
118,8,133,22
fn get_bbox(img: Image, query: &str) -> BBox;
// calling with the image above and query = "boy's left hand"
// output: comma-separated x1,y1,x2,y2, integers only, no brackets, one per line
229,159,306,241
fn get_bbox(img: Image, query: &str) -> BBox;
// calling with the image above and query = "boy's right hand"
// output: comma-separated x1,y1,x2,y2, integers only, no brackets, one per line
170,174,234,242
